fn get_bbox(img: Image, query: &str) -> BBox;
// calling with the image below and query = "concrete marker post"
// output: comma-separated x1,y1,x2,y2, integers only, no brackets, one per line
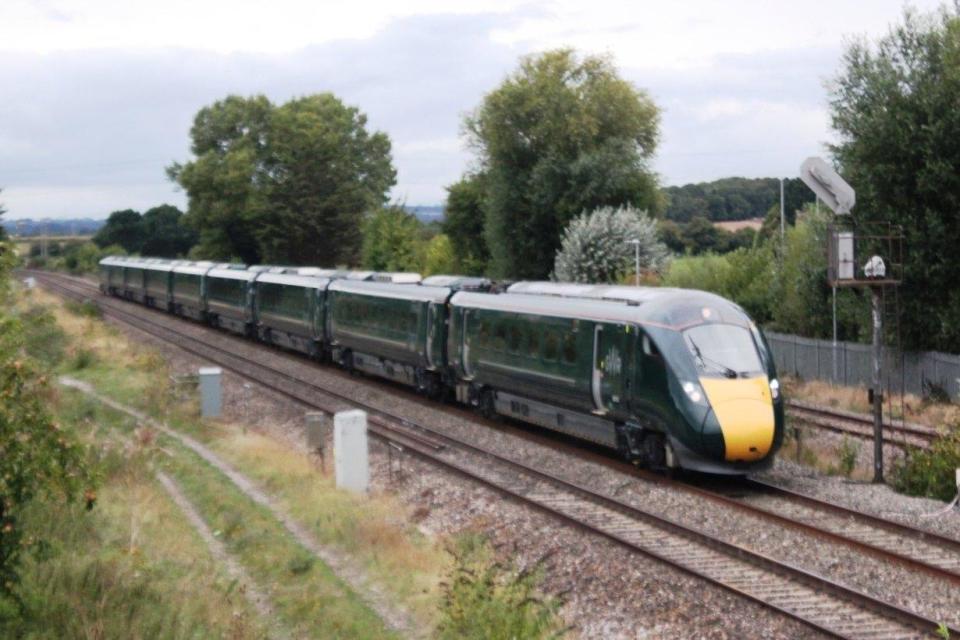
334,410,369,494
198,366,222,418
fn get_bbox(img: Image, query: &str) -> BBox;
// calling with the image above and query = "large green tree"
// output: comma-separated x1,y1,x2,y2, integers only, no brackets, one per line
463,49,661,278
257,95,396,265
168,95,272,263
169,93,395,266
830,5,960,351
92,209,146,253
140,204,197,258
442,174,488,275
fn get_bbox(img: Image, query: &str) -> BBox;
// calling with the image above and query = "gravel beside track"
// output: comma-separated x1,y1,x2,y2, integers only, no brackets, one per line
30,271,960,638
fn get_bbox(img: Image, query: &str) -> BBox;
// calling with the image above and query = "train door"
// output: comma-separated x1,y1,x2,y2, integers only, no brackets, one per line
592,324,628,414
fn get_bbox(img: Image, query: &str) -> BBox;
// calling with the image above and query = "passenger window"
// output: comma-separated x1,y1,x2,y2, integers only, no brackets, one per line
526,327,539,358
543,330,559,361
508,325,521,352
562,333,577,364
493,324,507,351
642,334,661,359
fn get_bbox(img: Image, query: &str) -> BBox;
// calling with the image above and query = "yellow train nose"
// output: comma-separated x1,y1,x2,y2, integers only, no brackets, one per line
699,377,775,462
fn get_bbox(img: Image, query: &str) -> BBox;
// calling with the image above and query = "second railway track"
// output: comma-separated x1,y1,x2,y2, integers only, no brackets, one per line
29,270,960,639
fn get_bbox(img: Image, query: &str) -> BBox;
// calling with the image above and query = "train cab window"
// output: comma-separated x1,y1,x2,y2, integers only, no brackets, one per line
562,333,577,364
543,330,560,361
642,334,662,359
478,320,490,348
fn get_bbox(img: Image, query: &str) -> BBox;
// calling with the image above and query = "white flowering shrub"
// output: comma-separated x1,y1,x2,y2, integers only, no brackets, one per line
552,205,669,283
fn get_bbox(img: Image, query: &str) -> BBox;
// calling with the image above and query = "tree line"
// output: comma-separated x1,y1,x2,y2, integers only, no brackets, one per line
19,5,960,353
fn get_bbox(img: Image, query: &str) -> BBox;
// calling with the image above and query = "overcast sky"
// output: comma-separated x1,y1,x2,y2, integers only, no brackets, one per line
0,0,946,220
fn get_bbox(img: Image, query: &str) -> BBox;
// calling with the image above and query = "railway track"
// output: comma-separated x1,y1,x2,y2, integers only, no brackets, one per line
28,271,960,639
786,400,939,449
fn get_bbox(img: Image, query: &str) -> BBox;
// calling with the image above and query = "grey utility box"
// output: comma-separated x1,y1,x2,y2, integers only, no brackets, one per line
198,367,222,418
334,410,369,494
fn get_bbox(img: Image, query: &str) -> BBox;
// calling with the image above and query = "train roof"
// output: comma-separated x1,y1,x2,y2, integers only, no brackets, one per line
254,272,332,288
506,281,688,304
421,275,493,290
171,261,216,276
451,289,753,330
207,266,257,281
371,272,422,284
99,256,128,266
329,279,452,303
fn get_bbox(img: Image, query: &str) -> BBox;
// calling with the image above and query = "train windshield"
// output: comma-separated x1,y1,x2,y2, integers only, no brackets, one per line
683,324,764,378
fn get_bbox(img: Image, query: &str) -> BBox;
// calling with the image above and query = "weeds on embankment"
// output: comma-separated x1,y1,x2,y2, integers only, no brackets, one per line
892,430,960,502
436,533,567,640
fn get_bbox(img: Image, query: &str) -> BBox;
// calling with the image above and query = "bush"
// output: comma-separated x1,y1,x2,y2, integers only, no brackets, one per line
891,431,960,502
17,305,68,368
436,534,566,640
553,205,668,284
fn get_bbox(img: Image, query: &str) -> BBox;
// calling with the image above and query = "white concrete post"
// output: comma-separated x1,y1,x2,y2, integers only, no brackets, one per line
198,367,222,418
334,410,369,494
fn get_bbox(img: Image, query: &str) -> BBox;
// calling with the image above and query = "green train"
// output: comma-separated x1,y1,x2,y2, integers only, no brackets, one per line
99,256,784,474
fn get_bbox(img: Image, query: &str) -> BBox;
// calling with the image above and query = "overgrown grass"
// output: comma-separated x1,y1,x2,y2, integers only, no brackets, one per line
0,391,266,639
207,430,448,627
892,431,960,501
436,533,567,640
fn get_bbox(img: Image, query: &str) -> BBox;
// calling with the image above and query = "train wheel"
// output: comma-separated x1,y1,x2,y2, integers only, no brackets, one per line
479,388,498,421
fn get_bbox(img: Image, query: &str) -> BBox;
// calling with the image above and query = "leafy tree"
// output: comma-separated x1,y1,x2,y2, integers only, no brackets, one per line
443,175,488,275
464,49,661,278
422,234,458,276
92,209,145,253
167,95,271,263
361,206,424,272
140,204,197,258
830,5,960,350
257,95,396,266
663,177,810,223
0,248,90,604
681,216,725,254
657,219,687,253
170,94,395,266
553,205,668,283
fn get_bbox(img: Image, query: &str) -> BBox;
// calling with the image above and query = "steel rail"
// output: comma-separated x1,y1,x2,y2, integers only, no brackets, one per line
30,271,959,639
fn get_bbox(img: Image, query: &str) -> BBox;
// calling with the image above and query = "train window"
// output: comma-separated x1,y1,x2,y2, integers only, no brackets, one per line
526,326,539,358
642,334,661,357
543,330,559,361
508,325,521,352
562,332,577,363
493,323,507,351
478,320,490,347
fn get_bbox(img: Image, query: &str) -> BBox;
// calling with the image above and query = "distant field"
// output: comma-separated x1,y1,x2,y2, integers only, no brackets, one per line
713,218,763,232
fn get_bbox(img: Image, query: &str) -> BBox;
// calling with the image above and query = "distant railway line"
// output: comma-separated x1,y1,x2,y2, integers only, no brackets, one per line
786,399,940,449
28,270,960,639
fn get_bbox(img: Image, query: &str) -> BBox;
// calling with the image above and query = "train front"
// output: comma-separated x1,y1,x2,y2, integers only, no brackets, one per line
643,293,785,474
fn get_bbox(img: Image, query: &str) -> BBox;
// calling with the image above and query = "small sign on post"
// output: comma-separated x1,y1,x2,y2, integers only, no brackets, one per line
334,410,369,494
305,412,329,470
198,367,222,418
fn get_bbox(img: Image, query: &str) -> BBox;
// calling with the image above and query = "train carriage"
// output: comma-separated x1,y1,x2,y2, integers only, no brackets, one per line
98,256,127,295
170,262,214,321
253,272,330,356
449,289,784,474
141,259,176,309
327,280,451,395
205,266,255,336
120,259,149,303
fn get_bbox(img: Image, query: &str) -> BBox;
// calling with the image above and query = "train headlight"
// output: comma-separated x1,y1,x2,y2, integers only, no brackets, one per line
682,381,705,405
769,378,780,400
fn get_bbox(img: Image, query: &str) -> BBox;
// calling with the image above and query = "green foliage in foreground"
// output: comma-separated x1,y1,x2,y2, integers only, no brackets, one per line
892,430,960,502
436,534,566,640
0,248,91,605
